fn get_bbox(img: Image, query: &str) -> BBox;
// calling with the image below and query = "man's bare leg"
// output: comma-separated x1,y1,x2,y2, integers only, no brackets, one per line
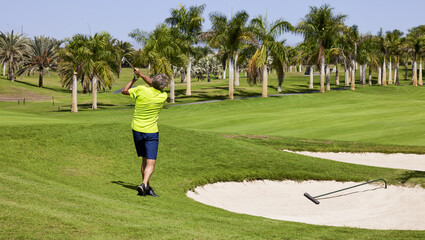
143,159,155,188
141,157,147,185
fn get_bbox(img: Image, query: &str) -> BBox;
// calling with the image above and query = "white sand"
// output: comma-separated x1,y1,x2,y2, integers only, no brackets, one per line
283,150,425,171
187,180,425,230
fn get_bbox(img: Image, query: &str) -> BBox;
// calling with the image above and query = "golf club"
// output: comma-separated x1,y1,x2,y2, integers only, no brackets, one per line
304,178,387,205
121,57,135,69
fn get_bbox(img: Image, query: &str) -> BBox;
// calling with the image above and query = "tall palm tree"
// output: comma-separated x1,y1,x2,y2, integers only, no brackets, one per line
406,26,425,86
134,24,188,103
247,15,293,97
297,4,347,93
385,29,404,85
0,31,30,80
16,36,58,87
165,3,206,96
203,10,251,100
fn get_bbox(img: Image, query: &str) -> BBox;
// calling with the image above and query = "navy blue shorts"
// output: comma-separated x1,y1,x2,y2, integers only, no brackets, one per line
132,130,159,160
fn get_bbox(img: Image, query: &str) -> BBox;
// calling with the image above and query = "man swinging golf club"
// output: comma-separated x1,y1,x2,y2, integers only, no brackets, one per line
122,68,168,197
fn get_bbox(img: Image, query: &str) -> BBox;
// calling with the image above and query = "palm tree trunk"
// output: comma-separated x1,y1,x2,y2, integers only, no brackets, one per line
223,64,227,79
309,65,314,89
8,57,13,81
229,57,234,100
344,63,349,86
382,59,387,86
419,57,423,86
148,63,151,76
394,58,398,85
2,63,5,76
186,57,192,95
351,60,355,90
378,66,382,85
404,58,408,80
335,62,339,85
38,70,43,87
388,60,392,85
277,65,285,92
413,57,418,87
71,72,78,113
92,75,98,109
320,56,325,93
234,53,239,87
362,64,367,87
289,65,292,72
170,75,175,103
180,69,185,83
299,64,302,73
368,68,372,86
326,64,331,91
262,65,268,97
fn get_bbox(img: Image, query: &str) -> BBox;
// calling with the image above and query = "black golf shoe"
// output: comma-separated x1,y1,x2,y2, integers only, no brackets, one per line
137,183,147,196
146,187,159,197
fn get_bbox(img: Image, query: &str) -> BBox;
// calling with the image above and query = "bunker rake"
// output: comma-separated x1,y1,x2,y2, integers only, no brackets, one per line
304,178,387,205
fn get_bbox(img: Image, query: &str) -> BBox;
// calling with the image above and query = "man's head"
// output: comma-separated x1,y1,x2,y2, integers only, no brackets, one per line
152,74,168,91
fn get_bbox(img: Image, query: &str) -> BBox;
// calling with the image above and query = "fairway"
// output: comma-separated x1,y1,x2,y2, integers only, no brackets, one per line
161,85,425,146
1,70,425,239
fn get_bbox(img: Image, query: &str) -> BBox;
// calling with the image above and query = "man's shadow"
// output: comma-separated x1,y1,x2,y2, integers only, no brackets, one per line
110,180,138,191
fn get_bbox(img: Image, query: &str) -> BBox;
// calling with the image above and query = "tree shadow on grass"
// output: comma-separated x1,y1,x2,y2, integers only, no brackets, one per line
110,180,138,191
396,171,425,184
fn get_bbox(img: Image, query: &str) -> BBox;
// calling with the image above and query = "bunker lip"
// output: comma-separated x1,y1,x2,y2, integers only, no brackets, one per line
187,180,425,230
282,150,425,171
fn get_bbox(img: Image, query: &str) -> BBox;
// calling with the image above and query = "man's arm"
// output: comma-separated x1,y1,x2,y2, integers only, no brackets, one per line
122,78,137,95
134,68,152,86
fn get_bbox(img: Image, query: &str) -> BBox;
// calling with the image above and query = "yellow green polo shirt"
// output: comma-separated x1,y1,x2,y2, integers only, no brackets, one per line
128,85,167,133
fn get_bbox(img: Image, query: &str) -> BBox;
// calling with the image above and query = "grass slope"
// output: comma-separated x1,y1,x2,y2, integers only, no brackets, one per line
1,69,425,239
1,124,424,239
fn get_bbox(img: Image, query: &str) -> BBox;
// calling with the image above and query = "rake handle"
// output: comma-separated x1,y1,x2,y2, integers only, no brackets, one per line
304,178,387,205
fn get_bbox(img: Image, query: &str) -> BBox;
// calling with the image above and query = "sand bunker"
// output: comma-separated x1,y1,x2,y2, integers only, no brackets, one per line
283,150,425,171
187,180,425,230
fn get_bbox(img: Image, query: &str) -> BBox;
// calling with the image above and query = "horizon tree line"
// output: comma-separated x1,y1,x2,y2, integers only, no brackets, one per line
0,3,424,113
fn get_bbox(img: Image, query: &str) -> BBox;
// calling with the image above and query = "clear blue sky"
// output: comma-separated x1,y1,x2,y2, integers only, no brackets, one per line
1,0,424,48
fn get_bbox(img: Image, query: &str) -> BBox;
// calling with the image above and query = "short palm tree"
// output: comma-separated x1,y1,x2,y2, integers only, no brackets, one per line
297,4,347,93
58,34,90,113
247,15,293,97
85,32,120,109
0,31,30,80
165,4,206,96
115,40,133,75
16,36,58,87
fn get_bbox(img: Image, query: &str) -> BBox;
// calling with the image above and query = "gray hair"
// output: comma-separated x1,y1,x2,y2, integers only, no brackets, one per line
152,74,168,90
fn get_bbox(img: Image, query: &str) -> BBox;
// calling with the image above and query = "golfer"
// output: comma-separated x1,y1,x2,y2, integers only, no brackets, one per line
122,68,168,197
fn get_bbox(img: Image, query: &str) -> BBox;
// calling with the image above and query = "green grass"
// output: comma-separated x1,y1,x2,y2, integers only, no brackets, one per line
1,68,425,239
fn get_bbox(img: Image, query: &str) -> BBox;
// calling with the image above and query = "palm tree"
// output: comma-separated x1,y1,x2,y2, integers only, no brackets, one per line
16,36,58,87
297,4,347,93
405,26,425,86
385,29,404,85
115,40,133,75
58,34,90,113
85,32,120,109
203,10,251,100
133,24,188,103
0,31,30,80
165,3,206,96
247,15,293,97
